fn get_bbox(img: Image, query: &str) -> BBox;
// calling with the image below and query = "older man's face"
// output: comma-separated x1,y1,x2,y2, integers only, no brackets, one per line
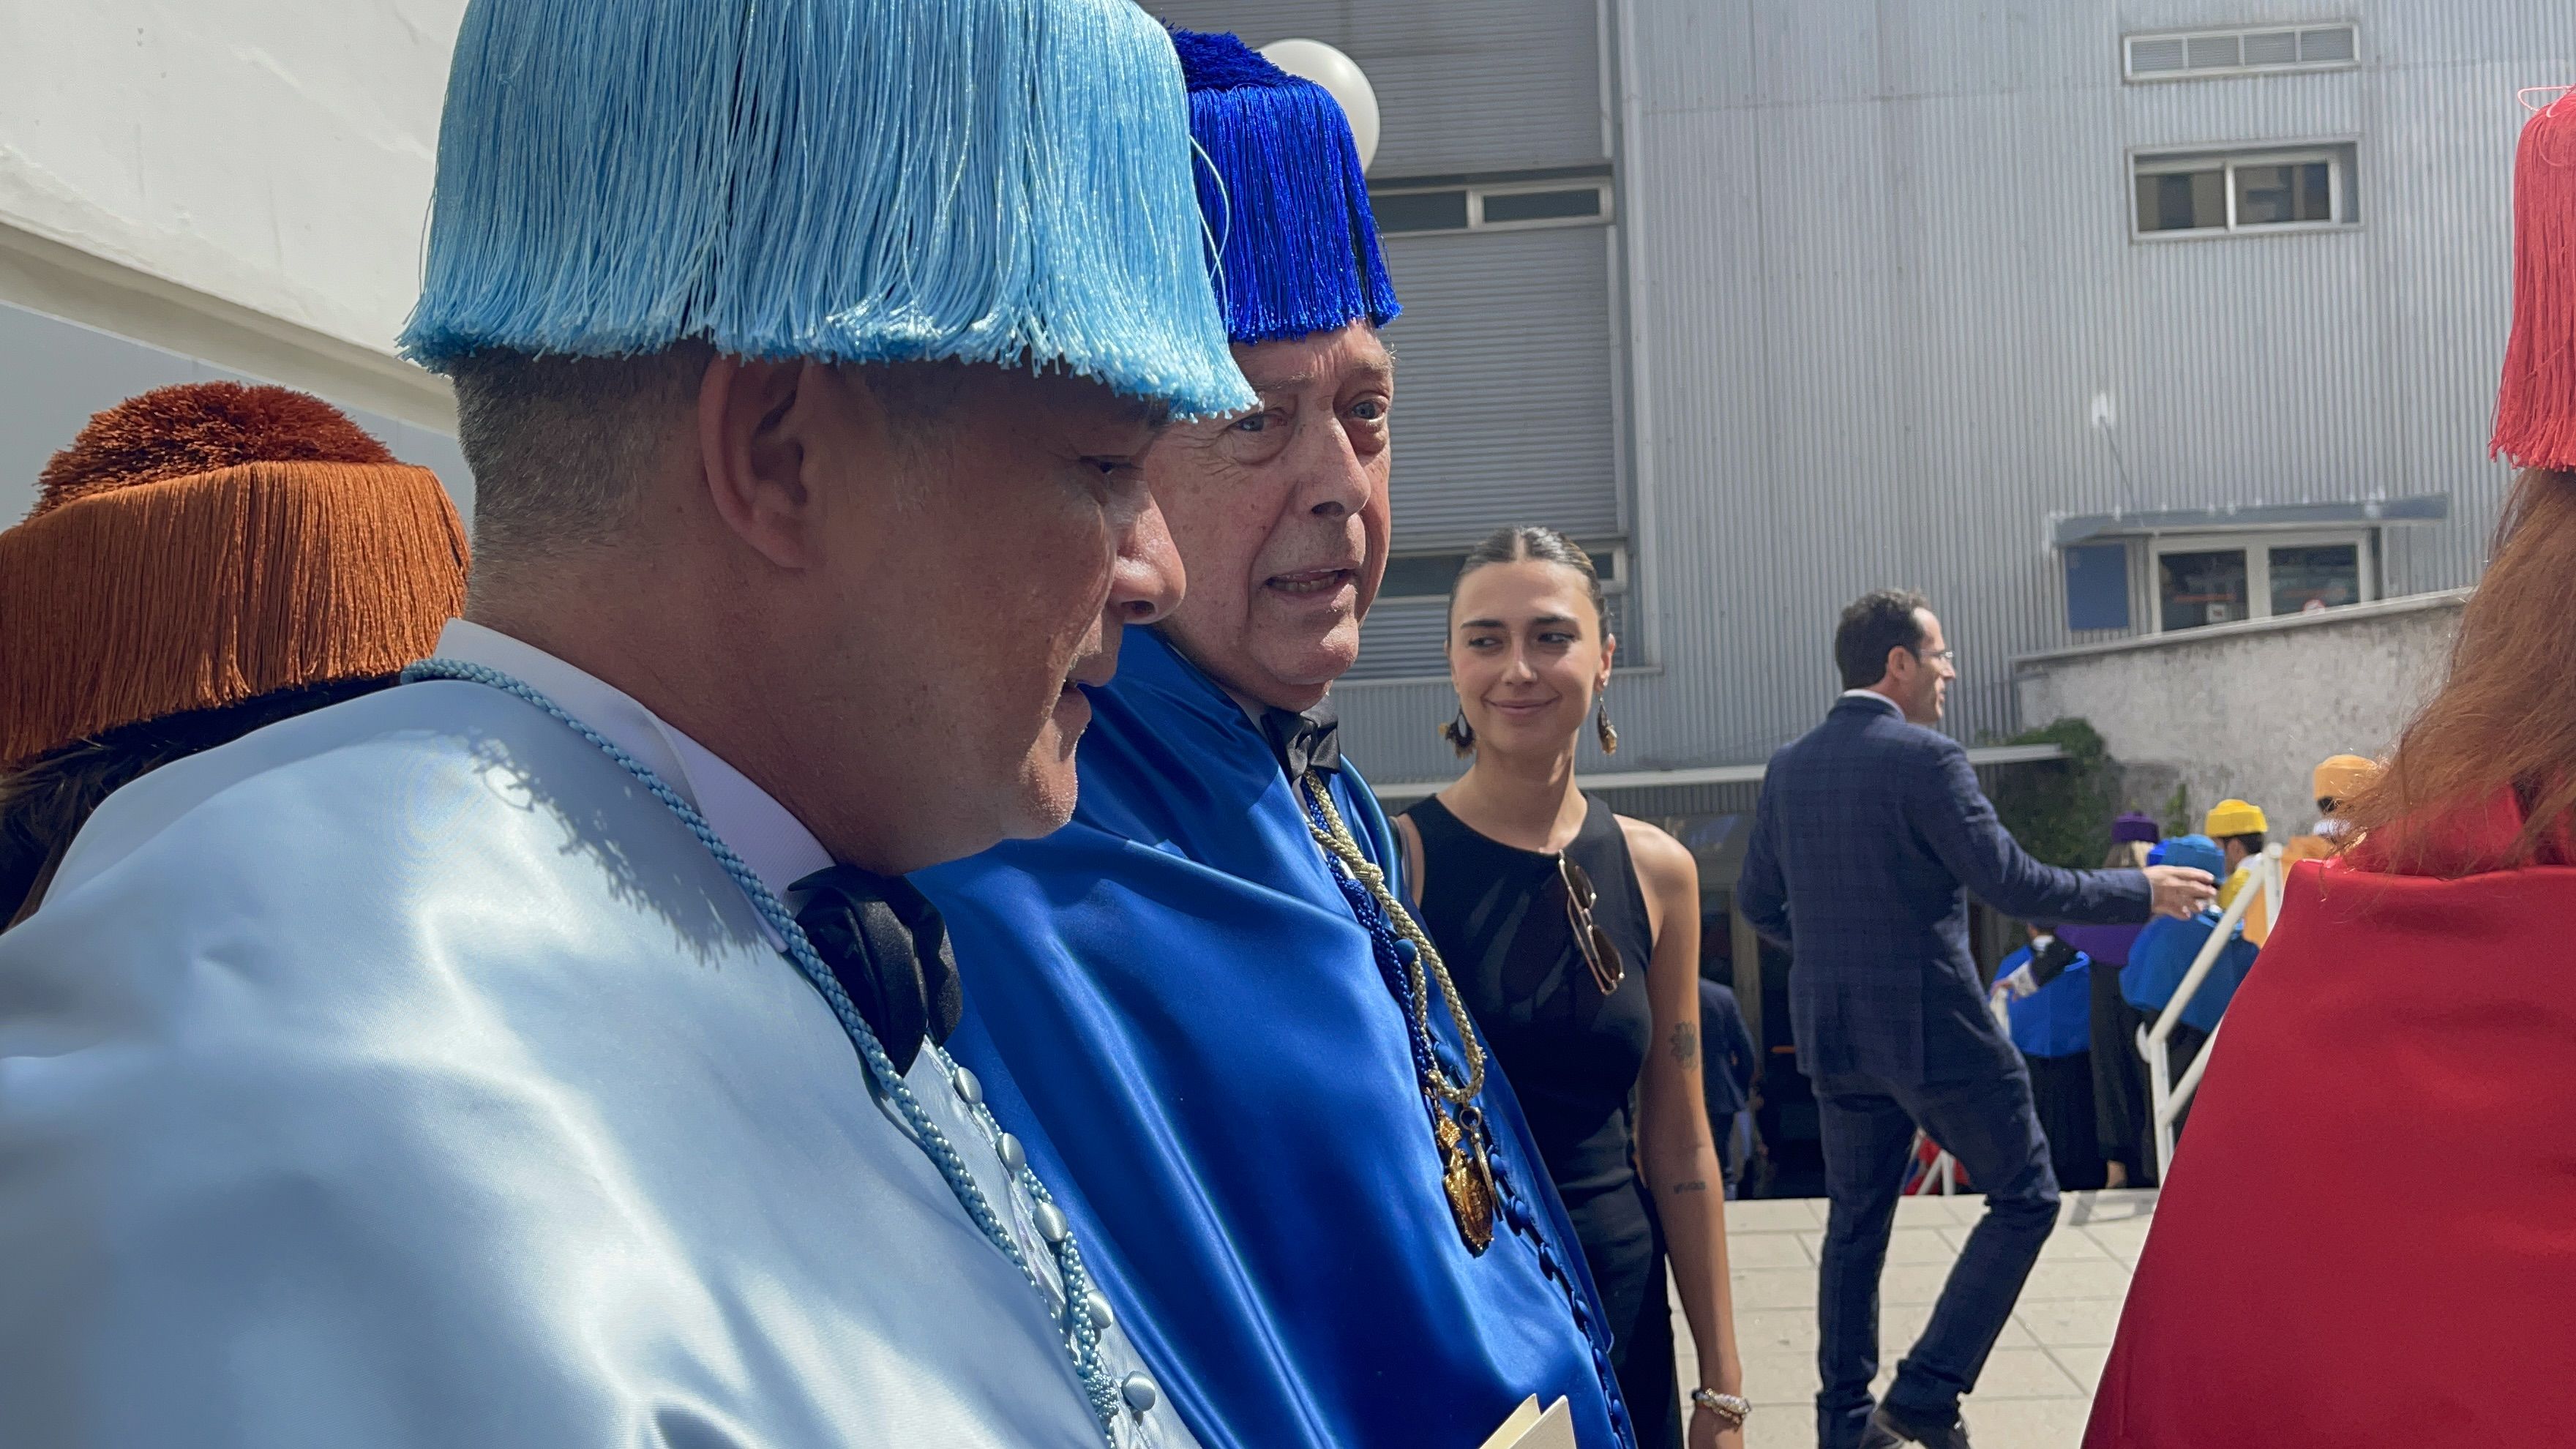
1145,321,1393,711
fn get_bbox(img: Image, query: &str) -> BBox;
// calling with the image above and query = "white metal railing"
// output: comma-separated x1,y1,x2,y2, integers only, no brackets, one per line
2138,842,2283,1179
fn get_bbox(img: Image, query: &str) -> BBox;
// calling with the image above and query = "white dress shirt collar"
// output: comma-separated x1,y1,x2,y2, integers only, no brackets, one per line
1838,688,1903,716
431,621,834,924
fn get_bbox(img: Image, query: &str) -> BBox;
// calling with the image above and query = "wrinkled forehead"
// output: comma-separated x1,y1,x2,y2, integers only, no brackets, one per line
1231,321,1393,396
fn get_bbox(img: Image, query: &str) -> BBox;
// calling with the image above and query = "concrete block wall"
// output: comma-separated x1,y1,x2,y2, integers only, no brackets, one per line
2012,591,2466,838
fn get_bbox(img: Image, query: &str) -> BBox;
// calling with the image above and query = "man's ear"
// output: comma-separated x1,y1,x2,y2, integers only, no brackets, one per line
698,356,889,569
1883,643,1913,687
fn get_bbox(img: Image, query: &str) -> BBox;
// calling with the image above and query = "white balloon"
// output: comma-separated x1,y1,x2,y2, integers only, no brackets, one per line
1258,38,1381,173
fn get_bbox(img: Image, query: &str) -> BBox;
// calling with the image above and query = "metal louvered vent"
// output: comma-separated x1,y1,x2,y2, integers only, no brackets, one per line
2125,23,2360,82
1347,598,1458,683
2300,26,2357,61
2129,37,2187,74
2185,34,2242,69
2242,30,2300,65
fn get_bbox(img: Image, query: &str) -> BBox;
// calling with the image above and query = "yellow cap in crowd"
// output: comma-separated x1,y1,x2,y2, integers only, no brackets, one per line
2203,798,2269,838
2312,755,2377,804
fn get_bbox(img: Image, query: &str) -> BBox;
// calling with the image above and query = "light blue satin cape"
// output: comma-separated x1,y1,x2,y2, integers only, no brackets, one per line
0,681,1188,1448
915,631,1630,1449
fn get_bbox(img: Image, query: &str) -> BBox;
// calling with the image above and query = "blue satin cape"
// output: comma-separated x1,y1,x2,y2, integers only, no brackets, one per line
916,630,1630,1449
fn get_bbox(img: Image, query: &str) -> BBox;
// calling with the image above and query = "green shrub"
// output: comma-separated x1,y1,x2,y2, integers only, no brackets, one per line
1988,718,2124,870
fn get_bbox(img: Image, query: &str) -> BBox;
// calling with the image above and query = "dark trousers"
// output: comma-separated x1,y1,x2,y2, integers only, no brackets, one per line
2090,979,2157,1186
2026,1052,2105,1192
1812,1064,2059,1448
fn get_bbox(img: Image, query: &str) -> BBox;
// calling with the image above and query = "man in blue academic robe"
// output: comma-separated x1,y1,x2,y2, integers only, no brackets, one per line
916,29,1631,1449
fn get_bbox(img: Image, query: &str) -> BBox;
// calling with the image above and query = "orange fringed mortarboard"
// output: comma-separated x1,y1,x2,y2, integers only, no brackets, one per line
2495,89,2576,471
0,382,470,768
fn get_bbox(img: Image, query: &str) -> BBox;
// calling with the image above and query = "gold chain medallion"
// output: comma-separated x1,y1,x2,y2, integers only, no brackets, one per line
1435,1109,1497,1254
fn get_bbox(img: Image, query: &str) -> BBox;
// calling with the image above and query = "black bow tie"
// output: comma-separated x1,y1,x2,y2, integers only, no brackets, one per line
790,865,964,1077
1259,699,1341,781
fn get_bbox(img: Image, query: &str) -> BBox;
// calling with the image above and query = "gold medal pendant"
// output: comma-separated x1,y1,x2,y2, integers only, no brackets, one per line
1436,1107,1497,1254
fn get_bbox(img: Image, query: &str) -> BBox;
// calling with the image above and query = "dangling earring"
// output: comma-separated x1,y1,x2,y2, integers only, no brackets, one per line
1595,694,1619,755
1442,708,1477,755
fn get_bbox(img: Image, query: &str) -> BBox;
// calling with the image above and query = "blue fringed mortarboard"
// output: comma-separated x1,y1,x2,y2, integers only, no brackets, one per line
1170,29,1399,346
400,0,1254,419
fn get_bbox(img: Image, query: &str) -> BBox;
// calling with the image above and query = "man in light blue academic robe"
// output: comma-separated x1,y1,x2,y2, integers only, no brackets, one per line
0,3,1254,1445
916,30,1633,1449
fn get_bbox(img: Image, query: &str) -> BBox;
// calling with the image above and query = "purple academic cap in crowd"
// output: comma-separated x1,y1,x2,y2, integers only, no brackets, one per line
2111,812,2162,845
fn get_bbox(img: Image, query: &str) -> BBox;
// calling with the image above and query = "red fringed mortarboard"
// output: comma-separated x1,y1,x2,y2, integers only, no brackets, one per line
2494,89,2576,471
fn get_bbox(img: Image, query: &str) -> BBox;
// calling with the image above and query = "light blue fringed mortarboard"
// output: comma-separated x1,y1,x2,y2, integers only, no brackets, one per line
399,0,1254,419
1170,29,1400,346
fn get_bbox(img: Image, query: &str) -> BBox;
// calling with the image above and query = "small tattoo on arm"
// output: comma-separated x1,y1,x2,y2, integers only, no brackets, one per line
1671,1180,1710,1194
1669,1022,1699,1066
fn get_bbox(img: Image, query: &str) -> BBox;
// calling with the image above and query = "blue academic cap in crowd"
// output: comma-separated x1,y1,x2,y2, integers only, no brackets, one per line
401,0,1254,419
1170,27,1400,345
2155,834,2226,879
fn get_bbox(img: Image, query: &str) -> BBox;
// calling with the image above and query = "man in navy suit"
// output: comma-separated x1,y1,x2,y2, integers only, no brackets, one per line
1740,590,2213,1449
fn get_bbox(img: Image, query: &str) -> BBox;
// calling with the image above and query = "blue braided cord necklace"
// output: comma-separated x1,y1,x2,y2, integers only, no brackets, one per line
403,660,1137,1439
1297,776,1636,1447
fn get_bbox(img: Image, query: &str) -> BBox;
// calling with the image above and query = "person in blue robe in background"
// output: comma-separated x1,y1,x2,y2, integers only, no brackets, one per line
916,29,1633,1449
2119,836,2261,1145
1991,929,2104,1191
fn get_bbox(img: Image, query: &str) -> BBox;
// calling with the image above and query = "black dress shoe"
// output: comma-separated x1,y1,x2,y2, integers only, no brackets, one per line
1859,1404,1972,1449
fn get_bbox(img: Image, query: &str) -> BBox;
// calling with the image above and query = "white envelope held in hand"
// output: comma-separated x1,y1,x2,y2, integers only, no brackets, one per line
1477,1395,1577,1449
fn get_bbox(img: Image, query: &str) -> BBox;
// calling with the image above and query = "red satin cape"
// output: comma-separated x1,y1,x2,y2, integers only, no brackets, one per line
2088,795,2576,1447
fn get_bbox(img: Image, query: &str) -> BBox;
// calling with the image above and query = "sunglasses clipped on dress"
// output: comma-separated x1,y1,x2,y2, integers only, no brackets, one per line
1558,855,1624,997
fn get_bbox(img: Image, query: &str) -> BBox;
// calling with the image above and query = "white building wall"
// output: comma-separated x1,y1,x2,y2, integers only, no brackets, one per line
0,1,465,354
0,3,469,524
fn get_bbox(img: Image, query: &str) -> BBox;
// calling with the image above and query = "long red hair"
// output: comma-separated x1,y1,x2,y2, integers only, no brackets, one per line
2344,467,2576,867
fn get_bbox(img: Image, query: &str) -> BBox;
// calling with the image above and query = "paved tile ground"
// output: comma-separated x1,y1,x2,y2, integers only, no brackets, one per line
1671,1190,2157,1449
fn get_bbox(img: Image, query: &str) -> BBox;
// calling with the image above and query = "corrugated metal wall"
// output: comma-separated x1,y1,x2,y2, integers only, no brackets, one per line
1332,0,2564,789
1147,0,1609,176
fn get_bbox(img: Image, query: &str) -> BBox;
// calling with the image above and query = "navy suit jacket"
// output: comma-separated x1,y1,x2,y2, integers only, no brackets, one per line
1739,694,2153,1087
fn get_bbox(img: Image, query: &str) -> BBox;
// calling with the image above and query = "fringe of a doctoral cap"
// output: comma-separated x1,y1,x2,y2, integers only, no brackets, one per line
2495,89,2576,472
0,385,469,770
398,0,1253,420
1170,27,1400,346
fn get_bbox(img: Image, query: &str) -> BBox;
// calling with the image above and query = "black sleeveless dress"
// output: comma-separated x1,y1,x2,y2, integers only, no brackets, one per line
1402,793,1682,1448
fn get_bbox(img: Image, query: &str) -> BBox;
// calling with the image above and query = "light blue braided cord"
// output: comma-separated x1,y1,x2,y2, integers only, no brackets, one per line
403,661,1123,1437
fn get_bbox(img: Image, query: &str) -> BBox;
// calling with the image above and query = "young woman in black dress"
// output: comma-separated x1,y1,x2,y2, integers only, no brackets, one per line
1391,528,1745,1449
